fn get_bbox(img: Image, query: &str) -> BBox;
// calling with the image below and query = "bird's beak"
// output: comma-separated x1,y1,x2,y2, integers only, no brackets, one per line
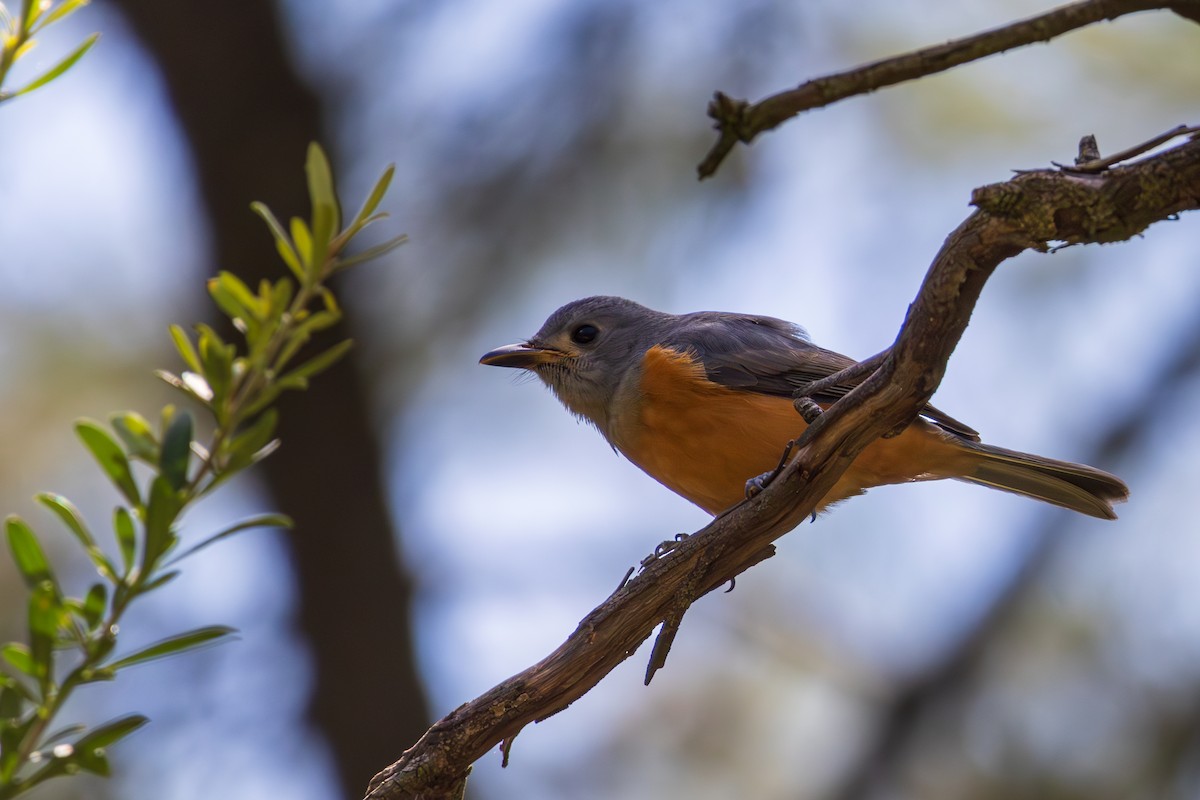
479,342,565,369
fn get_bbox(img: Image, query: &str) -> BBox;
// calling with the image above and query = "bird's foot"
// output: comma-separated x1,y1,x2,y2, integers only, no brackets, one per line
744,439,797,500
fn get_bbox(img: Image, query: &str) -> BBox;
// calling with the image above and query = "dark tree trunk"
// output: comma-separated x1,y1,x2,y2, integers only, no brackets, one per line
106,2,430,794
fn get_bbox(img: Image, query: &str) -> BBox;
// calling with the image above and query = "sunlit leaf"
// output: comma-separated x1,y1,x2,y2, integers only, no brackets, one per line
333,233,409,272
305,142,340,267
351,163,395,228
290,216,313,273
165,513,291,566
106,627,235,671
35,493,118,582
251,201,304,281
6,516,53,587
14,32,98,96
276,339,353,390
110,411,158,462
75,420,141,508
1,643,34,678
168,323,203,372
38,0,91,29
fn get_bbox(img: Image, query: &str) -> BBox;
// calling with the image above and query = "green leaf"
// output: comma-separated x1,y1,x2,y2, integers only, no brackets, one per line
113,507,137,575
33,493,91,547
305,143,340,267
290,217,313,273
222,409,279,472
168,324,202,373
75,713,149,751
276,339,353,390
208,271,263,331
1,643,34,678
75,420,141,508
0,680,24,718
110,411,158,462
81,583,107,629
37,0,91,29
165,513,291,566
34,493,118,583
142,476,181,571
27,583,60,685
6,516,53,587
106,626,235,671
195,324,233,410
14,32,98,96
251,202,304,281
140,569,179,594
159,410,193,491
351,163,395,228
332,233,408,272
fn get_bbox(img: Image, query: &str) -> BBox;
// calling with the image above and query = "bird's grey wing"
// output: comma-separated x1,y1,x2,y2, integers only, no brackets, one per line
671,312,980,440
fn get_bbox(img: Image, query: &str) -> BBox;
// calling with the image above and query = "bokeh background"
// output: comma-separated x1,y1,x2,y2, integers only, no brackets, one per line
2,1,1199,798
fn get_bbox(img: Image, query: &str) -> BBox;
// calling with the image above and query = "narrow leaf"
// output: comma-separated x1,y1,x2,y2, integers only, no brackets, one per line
39,0,90,29
74,713,149,750
81,583,107,629
106,626,235,671
352,163,395,227
142,476,181,571
35,493,118,582
290,217,313,272
14,32,98,96
251,201,304,280
165,513,292,566
6,516,53,587
332,233,409,271
75,420,141,508
35,493,93,547
168,324,202,372
159,410,193,491
305,143,340,264
113,507,136,574
276,339,353,389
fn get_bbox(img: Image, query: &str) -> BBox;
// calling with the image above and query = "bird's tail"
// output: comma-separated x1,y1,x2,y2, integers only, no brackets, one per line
950,440,1129,520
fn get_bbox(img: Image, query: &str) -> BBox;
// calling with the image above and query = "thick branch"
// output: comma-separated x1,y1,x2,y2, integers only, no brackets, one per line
697,0,1198,178
366,133,1200,799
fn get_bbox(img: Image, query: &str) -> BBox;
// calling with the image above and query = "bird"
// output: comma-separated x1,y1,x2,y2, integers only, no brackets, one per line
480,296,1128,519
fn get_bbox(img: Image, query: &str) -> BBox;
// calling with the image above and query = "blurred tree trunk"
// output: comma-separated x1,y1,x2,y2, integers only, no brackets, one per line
106,1,430,795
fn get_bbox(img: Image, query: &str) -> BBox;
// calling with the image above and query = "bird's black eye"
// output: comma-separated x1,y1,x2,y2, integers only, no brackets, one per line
570,323,599,345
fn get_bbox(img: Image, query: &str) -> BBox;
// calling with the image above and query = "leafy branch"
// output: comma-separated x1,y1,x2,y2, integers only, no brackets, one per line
0,144,405,798
0,0,97,103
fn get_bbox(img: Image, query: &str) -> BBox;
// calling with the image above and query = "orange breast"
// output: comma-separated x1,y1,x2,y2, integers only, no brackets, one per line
616,346,959,515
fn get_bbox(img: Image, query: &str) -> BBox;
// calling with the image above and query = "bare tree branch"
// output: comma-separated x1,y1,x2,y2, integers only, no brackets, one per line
697,0,1200,179
364,132,1200,800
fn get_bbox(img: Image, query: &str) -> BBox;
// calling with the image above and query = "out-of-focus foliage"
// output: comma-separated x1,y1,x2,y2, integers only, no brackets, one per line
0,143,402,797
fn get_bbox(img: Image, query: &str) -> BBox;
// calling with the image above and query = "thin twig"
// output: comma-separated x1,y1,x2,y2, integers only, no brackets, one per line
697,0,1175,178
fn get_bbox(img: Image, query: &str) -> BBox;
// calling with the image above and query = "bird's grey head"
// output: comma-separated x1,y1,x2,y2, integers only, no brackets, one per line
480,296,672,429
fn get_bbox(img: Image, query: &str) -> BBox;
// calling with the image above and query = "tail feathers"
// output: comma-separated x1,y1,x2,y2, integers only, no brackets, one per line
952,441,1129,520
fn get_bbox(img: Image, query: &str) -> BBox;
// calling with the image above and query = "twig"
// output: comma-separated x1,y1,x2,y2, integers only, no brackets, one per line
697,0,1178,178
365,132,1200,799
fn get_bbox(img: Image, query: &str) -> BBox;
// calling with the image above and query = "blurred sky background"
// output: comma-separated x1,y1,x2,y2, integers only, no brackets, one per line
2,1,1200,799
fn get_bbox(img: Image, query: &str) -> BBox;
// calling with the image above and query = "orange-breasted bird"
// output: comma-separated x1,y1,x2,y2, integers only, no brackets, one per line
481,296,1128,519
